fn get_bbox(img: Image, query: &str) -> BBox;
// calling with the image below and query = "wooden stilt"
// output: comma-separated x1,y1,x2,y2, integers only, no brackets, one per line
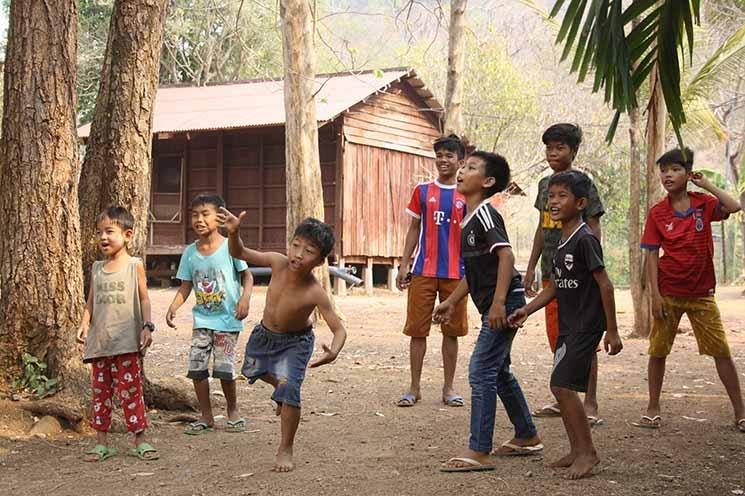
388,260,400,294
334,257,347,296
363,257,374,296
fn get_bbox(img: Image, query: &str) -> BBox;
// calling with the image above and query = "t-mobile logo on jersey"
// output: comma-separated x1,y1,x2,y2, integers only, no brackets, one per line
433,210,449,225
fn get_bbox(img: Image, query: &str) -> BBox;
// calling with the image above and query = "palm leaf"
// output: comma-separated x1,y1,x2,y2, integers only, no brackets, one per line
549,0,702,144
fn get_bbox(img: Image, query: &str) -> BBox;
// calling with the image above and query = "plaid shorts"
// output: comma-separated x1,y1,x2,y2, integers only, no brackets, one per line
187,328,239,380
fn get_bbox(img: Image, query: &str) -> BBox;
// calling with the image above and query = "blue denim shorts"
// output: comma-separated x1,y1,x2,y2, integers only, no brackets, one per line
242,322,314,408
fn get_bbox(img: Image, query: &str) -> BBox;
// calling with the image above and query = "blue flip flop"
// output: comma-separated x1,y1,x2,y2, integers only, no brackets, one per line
443,395,465,407
397,393,418,407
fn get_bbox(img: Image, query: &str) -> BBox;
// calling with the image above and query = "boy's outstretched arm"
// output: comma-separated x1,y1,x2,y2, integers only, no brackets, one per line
309,288,347,368
508,278,557,328
166,281,192,328
691,172,742,214
235,270,253,320
523,217,543,297
593,268,622,355
432,278,469,324
136,260,153,351
218,207,285,267
396,218,421,290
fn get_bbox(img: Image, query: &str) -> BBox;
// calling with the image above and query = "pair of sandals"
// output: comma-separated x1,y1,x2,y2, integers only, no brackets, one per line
184,418,246,435
85,442,159,462
440,441,545,472
633,415,745,432
532,404,604,427
397,393,465,407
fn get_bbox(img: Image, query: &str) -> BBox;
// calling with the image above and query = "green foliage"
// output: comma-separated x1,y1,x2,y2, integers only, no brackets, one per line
11,353,60,399
549,0,702,144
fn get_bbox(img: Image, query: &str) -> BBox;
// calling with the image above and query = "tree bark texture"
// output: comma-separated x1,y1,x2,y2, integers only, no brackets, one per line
78,0,168,286
0,0,84,385
628,106,650,337
443,0,467,136
279,0,335,302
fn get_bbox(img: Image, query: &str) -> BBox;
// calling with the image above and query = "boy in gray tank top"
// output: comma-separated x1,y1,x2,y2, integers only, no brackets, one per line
77,207,158,462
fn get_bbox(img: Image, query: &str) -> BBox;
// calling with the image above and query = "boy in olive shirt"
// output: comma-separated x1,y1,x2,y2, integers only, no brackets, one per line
523,124,605,422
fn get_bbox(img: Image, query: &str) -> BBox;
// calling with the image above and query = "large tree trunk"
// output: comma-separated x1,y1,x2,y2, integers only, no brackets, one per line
443,0,467,136
628,105,650,337
0,0,85,387
78,0,168,287
638,65,668,336
279,0,334,303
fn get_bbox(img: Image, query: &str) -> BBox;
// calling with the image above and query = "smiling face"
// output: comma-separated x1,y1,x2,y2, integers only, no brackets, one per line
191,203,220,237
287,235,323,273
545,140,575,172
659,163,689,194
547,182,586,223
96,216,132,257
434,147,462,181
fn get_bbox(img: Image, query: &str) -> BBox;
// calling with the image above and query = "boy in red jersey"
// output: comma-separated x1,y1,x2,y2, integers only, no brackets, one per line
636,147,745,432
396,135,468,407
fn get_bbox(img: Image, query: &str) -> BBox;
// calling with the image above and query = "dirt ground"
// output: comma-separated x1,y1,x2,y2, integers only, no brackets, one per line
2,285,745,496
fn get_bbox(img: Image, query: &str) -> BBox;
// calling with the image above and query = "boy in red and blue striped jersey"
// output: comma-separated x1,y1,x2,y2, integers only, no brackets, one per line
396,135,469,408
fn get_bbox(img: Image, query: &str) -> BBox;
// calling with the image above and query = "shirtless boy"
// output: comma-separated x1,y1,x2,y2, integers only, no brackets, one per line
218,209,347,472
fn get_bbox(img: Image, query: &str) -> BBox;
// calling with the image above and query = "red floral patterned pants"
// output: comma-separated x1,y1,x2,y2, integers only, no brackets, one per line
90,352,148,433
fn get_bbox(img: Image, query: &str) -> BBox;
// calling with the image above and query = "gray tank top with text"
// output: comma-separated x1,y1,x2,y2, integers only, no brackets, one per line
84,258,142,363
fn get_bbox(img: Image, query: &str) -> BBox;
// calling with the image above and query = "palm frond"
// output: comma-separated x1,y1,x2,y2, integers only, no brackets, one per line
683,23,745,103
680,97,727,142
550,0,702,144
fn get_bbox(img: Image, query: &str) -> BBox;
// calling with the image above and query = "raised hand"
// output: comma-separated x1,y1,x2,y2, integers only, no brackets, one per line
217,207,246,234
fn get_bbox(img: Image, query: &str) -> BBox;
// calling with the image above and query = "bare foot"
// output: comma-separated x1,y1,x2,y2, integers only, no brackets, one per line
273,448,294,472
567,453,599,480
441,449,491,469
583,401,598,419
549,452,576,468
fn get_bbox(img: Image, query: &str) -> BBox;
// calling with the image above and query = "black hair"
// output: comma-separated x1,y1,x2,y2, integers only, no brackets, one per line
293,217,336,258
96,206,135,231
657,147,694,172
191,194,226,210
469,151,511,198
542,123,583,151
548,170,592,199
433,134,466,160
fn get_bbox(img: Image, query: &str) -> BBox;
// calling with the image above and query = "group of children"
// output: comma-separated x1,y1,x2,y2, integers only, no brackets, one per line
77,124,745,479
78,196,346,472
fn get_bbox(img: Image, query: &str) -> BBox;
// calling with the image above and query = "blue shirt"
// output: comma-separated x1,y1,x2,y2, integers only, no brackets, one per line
176,240,249,332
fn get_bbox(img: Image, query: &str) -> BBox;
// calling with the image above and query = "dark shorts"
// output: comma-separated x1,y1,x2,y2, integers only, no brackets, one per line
242,322,314,408
550,331,602,393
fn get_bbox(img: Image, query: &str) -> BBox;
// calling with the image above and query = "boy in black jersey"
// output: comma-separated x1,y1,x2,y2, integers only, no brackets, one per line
434,151,542,472
509,170,622,480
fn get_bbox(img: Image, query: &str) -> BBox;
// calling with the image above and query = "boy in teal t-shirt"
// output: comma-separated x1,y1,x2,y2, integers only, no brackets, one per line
167,194,253,434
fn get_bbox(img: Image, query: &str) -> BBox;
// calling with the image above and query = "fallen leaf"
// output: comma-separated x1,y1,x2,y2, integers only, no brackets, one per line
235,473,254,478
682,416,708,422
318,412,338,417
134,472,155,477
374,412,384,417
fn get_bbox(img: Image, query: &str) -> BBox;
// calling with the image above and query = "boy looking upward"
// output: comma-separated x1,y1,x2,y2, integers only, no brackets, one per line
636,148,745,432
219,211,347,472
396,134,468,408
509,171,622,480
166,195,253,435
524,124,605,422
434,151,542,472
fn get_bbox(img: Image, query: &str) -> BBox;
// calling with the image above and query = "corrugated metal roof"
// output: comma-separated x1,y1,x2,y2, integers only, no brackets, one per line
78,68,441,137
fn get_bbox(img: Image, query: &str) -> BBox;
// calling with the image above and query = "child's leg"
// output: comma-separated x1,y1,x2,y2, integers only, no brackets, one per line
221,379,239,419
401,276,437,402
441,335,457,398
714,357,745,421
552,386,598,479
112,354,149,436
645,356,666,417
495,352,540,448
86,357,114,460
583,353,599,418
187,329,215,425
439,278,468,401
213,332,240,421
275,403,301,472
442,315,506,469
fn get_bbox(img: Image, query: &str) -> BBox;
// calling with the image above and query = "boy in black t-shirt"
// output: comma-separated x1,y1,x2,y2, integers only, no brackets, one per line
509,170,622,480
434,151,542,472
